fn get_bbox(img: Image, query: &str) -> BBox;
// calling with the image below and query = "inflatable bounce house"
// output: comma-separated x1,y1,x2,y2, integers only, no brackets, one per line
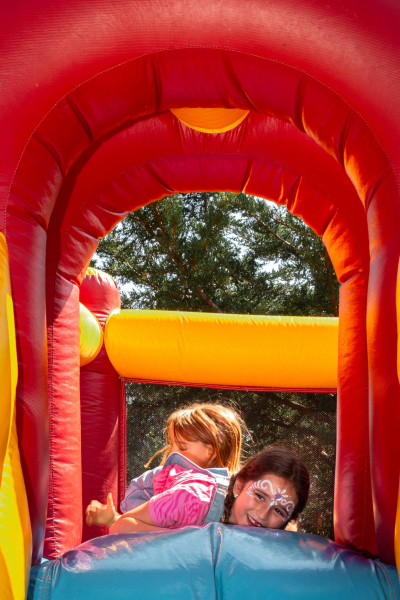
2,0,400,598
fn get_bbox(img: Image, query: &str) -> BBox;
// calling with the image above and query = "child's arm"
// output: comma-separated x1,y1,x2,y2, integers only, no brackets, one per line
110,514,165,534
119,477,214,529
113,501,154,526
109,471,216,533
110,501,169,533
86,494,161,532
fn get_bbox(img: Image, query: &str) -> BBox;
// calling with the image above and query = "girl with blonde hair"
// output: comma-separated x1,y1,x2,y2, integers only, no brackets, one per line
87,402,246,528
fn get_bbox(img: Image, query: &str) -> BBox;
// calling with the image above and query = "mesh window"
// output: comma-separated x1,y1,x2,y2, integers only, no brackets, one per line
125,381,336,539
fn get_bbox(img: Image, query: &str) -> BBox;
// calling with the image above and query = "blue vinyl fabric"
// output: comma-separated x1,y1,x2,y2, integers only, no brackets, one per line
29,524,399,600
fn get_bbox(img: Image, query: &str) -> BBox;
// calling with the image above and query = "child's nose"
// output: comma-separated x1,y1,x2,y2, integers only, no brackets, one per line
256,503,270,522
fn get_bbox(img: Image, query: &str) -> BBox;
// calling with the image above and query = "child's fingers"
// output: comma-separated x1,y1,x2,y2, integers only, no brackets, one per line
86,500,103,512
107,493,114,510
86,504,98,515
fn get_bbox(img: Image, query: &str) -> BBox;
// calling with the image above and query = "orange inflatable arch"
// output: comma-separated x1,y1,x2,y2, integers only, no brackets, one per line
1,0,400,573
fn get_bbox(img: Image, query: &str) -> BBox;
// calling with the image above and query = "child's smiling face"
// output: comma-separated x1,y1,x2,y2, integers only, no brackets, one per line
228,474,298,529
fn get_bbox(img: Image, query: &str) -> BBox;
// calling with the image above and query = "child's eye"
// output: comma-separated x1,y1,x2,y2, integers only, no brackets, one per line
255,492,265,502
274,507,285,518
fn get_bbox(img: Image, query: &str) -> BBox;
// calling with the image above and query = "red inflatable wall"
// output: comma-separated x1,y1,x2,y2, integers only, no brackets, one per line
79,269,121,544
1,0,399,565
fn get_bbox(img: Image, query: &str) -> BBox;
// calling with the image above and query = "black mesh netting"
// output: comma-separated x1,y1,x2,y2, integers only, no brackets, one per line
125,381,336,539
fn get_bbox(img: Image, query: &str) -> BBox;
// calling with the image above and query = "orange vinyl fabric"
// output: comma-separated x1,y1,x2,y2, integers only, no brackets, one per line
1,0,399,565
104,310,338,390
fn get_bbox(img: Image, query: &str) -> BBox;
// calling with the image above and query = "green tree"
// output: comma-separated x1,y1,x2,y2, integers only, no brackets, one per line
94,192,339,316
93,192,339,539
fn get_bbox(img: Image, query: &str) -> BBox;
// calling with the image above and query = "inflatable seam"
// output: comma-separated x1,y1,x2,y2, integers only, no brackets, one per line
66,96,94,142
293,74,307,134
335,112,354,170
122,378,337,393
376,562,396,600
33,132,65,177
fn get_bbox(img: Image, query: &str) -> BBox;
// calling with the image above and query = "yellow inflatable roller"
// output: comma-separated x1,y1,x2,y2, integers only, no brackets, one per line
0,233,32,600
79,303,103,367
104,309,338,390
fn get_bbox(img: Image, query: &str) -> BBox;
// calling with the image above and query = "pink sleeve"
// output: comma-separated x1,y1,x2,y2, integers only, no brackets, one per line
149,474,216,528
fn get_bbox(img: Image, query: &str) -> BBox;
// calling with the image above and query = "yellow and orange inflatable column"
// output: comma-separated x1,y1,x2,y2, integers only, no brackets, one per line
0,233,31,600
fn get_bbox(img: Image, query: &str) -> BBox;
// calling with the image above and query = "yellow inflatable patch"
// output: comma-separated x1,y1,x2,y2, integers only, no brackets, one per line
104,309,338,390
170,107,249,134
79,302,103,367
0,233,32,600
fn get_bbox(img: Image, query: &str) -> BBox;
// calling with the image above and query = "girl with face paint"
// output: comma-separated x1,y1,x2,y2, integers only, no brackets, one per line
107,446,309,534
221,447,310,530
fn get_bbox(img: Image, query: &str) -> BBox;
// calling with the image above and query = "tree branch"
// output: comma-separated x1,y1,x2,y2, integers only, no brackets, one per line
269,215,314,238
196,285,222,313
256,391,334,425
239,208,324,272
249,211,300,253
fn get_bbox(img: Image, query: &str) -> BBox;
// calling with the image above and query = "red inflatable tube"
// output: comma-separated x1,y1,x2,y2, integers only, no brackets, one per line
79,269,121,545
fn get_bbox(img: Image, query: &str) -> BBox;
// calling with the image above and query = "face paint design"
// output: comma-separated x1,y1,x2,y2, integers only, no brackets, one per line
246,479,295,518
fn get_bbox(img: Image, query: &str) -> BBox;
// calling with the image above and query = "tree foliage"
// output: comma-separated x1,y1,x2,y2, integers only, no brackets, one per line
93,192,339,539
94,192,339,316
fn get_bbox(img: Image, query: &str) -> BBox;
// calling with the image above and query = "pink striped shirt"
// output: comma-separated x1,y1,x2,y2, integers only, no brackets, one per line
148,464,217,528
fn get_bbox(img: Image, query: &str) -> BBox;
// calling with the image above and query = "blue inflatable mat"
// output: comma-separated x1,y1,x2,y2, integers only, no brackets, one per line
29,524,399,600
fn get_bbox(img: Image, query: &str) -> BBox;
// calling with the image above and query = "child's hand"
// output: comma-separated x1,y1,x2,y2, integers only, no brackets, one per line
86,492,118,527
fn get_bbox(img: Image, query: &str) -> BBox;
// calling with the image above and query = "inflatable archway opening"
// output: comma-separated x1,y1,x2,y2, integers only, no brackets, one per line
42,94,374,562
2,0,400,578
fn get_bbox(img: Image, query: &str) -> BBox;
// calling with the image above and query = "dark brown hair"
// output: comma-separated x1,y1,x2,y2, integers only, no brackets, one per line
146,402,247,473
221,446,310,527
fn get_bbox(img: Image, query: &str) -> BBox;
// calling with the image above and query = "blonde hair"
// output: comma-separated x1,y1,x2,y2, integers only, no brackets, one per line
146,403,246,473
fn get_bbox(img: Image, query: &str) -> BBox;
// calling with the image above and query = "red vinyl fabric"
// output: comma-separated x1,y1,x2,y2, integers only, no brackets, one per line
79,270,121,544
1,0,399,565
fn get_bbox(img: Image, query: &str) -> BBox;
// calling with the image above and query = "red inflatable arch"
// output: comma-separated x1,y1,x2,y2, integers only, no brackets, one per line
1,0,400,567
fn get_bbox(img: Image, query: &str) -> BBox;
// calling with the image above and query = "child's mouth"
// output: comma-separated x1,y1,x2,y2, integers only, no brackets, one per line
247,514,263,527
